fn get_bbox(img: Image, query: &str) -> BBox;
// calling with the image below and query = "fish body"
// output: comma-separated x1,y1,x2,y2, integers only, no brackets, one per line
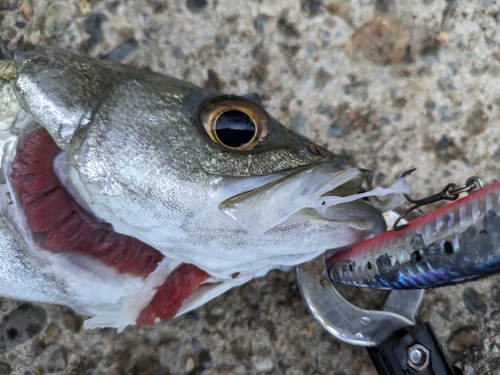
328,181,500,288
0,46,392,329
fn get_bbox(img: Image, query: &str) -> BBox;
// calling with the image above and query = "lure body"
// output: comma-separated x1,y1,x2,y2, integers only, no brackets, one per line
329,181,500,288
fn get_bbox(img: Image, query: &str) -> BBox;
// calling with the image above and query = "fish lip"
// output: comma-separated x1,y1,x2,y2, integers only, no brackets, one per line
217,163,369,235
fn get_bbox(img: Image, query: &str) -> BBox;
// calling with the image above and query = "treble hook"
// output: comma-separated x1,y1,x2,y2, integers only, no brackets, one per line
393,169,484,230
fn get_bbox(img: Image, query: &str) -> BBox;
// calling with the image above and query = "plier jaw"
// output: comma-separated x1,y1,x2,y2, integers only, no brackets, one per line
297,255,462,375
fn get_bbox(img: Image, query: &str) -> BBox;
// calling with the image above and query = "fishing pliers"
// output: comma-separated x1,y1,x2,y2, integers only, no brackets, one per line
297,255,463,375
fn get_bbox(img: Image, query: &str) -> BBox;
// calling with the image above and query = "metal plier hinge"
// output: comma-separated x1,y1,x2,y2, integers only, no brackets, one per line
297,255,462,375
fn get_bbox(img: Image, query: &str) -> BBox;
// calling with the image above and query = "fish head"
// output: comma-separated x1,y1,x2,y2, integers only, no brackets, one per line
11,47,386,279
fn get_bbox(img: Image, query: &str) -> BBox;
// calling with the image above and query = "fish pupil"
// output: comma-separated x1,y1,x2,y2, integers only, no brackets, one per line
215,110,256,147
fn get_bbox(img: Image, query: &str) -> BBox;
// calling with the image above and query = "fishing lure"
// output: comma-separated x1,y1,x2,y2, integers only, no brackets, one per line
327,175,500,289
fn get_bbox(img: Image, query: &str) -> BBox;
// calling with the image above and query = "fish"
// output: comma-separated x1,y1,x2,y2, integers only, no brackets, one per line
0,44,407,330
328,180,500,289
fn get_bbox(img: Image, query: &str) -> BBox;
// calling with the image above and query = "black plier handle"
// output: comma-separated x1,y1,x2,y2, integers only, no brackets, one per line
367,320,461,374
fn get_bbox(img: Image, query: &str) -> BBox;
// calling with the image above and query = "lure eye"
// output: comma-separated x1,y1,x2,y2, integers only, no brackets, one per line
199,96,271,151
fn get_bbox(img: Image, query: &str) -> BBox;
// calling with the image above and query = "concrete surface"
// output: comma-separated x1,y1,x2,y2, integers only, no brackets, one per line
1,0,500,374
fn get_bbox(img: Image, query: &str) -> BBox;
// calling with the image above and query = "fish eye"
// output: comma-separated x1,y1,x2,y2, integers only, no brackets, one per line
199,96,271,151
215,110,255,148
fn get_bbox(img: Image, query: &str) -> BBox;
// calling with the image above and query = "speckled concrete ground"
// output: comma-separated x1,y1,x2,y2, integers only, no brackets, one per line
1,0,500,374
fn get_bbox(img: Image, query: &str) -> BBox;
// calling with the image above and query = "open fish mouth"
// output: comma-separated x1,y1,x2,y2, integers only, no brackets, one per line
5,123,407,329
